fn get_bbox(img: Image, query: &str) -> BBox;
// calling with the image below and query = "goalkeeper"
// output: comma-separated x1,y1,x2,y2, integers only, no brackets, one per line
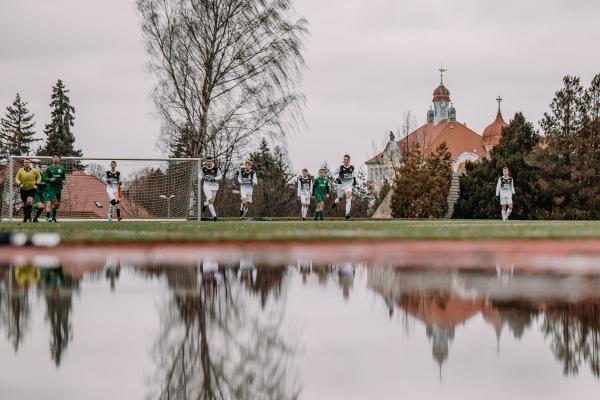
43,154,66,223
332,154,357,220
103,161,123,221
312,168,330,221
199,156,222,221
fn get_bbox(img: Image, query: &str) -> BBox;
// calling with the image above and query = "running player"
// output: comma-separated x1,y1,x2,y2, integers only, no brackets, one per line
495,166,515,221
43,154,66,223
312,168,330,220
199,156,222,221
297,168,312,221
104,161,123,221
332,154,357,220
238,160,258,221
32,165,51,222
15,158,41,222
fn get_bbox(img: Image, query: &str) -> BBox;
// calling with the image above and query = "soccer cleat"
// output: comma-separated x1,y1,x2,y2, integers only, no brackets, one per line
213,216,218,222
23,216,28,223
51,217,58,223
33,218,39,223
345,214,350,220
118,216,122,221
320,217,324,221
45,216,50,222
202,204,207,212
314,217,318,221
28,217,32,222
240,217,245,221
108,214,113,221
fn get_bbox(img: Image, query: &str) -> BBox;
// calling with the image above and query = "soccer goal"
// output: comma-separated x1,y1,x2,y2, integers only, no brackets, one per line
1,156,201,221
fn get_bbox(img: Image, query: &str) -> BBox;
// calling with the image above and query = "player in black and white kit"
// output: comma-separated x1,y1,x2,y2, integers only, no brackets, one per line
238,160,258,220
104,161,123,222
199,156,222,221
495,166,515,221
297,168,312,221
332,154,357,220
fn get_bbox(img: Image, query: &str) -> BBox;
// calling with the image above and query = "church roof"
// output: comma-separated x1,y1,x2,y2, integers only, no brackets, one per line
365,120,487,164
482,112,508,146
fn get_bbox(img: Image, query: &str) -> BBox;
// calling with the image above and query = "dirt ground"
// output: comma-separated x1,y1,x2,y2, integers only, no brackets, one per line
3,239,600,275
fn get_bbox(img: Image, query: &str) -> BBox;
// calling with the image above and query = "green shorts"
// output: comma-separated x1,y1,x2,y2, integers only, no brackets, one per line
47,187,62,202
315,193,326,203
34,192,49,204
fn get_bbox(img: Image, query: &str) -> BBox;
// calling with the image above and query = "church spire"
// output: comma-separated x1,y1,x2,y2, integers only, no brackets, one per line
496,95,503,113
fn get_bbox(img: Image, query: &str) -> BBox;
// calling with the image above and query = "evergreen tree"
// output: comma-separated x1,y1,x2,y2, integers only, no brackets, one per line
39,80,82,158
390,143,425,218
0,93,39,159
249,138,296,217
528,74,600,219
454,112,540,219
422,142,452,218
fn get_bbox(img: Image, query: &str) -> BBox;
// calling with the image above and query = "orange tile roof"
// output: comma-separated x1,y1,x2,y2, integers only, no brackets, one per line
482,112,508,146
366,120,487,164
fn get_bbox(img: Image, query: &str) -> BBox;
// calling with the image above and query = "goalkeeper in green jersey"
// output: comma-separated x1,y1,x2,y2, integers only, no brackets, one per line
43,154,67,223
312,168,330,221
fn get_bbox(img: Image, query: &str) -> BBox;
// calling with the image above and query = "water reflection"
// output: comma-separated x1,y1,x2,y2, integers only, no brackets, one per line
1,257,600,399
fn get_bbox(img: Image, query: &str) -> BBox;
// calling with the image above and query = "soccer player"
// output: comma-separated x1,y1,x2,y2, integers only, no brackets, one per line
32,165,51,222
496,166,515,221
312,168,330,220
297,168,312,221
199,156,222,221
43,154,66,223
15,158,41,222
104,161,123,222
238,160,257,220
332,154,357,219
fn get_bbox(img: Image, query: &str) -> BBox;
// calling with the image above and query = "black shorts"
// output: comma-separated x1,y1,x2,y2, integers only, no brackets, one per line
20,188,36,203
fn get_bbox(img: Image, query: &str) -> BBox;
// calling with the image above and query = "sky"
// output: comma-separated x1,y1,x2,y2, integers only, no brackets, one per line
1,0,600,176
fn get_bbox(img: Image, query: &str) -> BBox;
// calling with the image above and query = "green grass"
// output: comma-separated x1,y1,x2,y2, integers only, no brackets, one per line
3,218,600,244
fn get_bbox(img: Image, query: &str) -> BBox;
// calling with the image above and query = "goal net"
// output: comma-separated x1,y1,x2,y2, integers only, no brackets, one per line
1,156,201,221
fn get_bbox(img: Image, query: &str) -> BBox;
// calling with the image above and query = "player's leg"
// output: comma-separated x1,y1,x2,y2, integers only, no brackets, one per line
116,202,122,221
51,191,61,222
208,190,218,221
344,188,352,219
505,199,513,220
333,186,344,208
26,191,35,222
20,190,29,222
500,199,507,221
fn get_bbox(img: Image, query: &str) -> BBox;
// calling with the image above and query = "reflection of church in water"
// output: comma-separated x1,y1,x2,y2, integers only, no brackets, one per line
366,69,508,218
368,269,534,374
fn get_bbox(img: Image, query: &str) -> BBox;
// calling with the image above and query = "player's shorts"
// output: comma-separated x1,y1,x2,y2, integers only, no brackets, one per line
315,193,327,203
203,185,218,201
20,188,36,203
337,181,353,198
300,193,311,205
240,186,253,203
107,187,119,203
47,187,62,202
34,191,49,204
500,195,513,206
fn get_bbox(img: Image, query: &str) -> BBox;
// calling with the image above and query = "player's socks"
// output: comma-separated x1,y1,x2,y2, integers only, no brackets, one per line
46,211,51,222
242,206,248,218
34,208,43,219
505,209,512,219
117,209,122,221
501,210,506,221
345,199,351,215
52,208,57,218
109,204,114,217
208,204,216,217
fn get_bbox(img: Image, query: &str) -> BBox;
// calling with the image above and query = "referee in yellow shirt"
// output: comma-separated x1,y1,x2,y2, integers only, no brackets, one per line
15,158,41,222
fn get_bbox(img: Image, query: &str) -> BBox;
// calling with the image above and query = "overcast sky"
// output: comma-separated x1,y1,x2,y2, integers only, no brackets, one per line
1,0,600,175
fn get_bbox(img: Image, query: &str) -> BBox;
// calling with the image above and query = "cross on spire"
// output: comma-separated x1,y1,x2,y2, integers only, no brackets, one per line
496,95,503,113
439,64,447,84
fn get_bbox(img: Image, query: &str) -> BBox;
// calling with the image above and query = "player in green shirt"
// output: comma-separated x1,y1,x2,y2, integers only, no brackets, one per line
312,168,330,221
43,154,67,223
32,165,51,222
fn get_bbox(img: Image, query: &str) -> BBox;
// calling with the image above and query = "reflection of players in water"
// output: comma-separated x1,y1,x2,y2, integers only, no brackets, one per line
198,258,221,299
296,259,312,284
336,262,355,300
39,265,75,366
104,257,121,292
238,258,257,290
495,262,514,287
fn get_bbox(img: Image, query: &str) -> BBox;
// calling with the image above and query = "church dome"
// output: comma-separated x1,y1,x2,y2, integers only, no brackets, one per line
483,111,507,146
433,83,450,101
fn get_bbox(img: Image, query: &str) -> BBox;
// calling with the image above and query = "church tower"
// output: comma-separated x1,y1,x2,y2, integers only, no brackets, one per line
432,68,452,125
482,96,508,152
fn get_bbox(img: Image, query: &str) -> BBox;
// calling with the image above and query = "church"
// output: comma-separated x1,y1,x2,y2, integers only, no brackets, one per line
365,70,508,217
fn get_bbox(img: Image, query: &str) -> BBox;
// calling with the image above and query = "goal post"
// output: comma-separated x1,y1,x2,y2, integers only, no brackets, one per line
1,156,202,221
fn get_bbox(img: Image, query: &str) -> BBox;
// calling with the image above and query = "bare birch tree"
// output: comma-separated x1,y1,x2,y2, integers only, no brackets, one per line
137,0,308,174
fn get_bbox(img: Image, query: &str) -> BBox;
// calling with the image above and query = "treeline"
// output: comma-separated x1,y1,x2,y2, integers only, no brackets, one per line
454,73,600,219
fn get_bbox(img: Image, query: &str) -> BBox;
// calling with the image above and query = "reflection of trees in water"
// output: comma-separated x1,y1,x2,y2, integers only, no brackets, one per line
541,302,600,377
145,264,300,400
0,271,31,352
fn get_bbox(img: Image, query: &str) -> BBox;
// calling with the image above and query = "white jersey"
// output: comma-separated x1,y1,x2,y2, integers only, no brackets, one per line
496,176,515,197
199,164,223,190
297,175,312,197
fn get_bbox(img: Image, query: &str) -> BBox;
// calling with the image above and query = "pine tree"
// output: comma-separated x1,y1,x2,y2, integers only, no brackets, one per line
422,142,452,218
454,112,540,219
38,80,82,158
0,93,39,159
390,143,425,218
528,74,600,219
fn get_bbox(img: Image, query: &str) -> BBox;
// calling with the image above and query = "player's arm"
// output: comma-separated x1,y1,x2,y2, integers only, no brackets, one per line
214,168,223,181
199,168,206,181
297,178,302,197
495,178,500,196
512,178,516,195
333,166,342,184
252,172,258,185
15,169,23,186
237,170,242,184
35,169,41,185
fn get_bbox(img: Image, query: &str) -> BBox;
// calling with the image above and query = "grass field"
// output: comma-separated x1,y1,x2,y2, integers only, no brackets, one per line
3,218,600,244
